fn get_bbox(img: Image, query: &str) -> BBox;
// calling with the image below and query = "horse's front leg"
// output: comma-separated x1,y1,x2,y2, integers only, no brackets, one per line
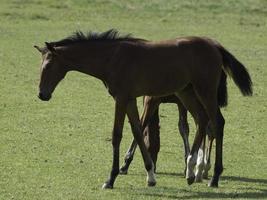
102,99,127,189
120,96,160,175
126,98,156,187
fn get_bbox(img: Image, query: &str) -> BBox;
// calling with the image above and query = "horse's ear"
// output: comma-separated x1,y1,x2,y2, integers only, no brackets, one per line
45,42,56,54
34,45,45,53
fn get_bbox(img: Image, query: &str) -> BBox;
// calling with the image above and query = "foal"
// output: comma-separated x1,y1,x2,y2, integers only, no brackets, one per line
35,29,252,188
120,72,227,182
120,95,190,176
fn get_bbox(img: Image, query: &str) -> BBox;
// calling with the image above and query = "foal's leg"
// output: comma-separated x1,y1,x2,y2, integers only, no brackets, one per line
120,97,160,174
143,107,160,171
176,86,208,185
119,140,137,174
194,86,225,187
176,99,190,176
203,133,214,179
195,137,206,182
141,97,161,169
126,99,156,186
208,109,224,187
102,99,127,189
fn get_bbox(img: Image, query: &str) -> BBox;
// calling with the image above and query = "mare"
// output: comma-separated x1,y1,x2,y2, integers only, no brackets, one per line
34,29,252,188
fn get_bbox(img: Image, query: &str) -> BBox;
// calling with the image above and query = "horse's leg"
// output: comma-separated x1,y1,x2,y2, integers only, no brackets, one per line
102,99,127,189
208,109,224,187
195,136,206,182
120,96,160,174
126,98,156,186
193,85,225,187
176,99,190,176
141,97,161,172
203,130,214,179
119,139,137,174
176,86,208,185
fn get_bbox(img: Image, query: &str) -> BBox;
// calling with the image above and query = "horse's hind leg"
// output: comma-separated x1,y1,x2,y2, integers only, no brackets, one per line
193,85,225,187
203,131,214,179
176,99,190,176
176,86,208,185
208,109,224,187
195,137,206,182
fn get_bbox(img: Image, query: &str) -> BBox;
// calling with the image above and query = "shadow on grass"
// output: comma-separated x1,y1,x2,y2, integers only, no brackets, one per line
156,171,185,177
138,188,267,199
123,171,185,178
129,175,267,199
156,173,267,184
222,176,267,184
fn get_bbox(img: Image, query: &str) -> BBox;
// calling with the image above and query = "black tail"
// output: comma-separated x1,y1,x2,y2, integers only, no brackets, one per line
216,44,253,96
218,71,228,107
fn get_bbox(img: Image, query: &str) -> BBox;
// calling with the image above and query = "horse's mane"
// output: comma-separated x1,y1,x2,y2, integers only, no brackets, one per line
50,29,145,47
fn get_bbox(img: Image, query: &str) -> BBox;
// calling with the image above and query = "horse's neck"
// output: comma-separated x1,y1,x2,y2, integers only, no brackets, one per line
64,43,117,82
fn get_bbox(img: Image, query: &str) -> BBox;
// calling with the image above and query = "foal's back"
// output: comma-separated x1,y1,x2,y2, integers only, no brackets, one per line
112,37,223,97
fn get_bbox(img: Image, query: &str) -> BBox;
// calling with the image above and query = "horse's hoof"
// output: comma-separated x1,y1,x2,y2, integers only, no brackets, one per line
202,173,209,180
187,176,195,185
102,182,113,189
147,181,156,187
195,175,203,183
208,180,218,188
119,168,128,175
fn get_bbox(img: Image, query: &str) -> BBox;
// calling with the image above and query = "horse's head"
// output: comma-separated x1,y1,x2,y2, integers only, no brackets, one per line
34,43,67,101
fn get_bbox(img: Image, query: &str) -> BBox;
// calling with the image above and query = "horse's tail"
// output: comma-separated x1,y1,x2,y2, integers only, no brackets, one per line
216,44,253,96
217,71,228,107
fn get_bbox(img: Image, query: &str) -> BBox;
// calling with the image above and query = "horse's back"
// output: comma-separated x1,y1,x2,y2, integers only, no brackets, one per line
114,37,223,97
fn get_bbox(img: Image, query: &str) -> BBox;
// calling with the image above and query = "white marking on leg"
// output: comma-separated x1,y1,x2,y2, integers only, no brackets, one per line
186,152,197,179
195,147,204,182
146,163,156,186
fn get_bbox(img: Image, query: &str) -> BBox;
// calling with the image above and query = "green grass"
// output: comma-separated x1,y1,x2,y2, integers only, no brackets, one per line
0,0,267,199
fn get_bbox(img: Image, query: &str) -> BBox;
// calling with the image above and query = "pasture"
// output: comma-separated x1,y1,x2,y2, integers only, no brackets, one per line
0,0,266,199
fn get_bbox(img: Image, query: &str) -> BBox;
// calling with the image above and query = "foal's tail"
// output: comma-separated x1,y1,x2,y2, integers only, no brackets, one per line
216,44,253,96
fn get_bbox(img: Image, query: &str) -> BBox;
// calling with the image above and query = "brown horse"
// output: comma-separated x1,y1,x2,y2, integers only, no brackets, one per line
119,95,190,175
120,94,216,182
34,29,252,189
120,72,228,181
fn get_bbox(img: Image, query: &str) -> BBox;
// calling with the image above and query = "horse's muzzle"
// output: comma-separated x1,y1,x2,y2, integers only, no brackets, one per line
38,92,51,101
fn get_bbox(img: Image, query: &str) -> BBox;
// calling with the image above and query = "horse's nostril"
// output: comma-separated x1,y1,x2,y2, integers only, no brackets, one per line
38,92,42,98
38,92,43,100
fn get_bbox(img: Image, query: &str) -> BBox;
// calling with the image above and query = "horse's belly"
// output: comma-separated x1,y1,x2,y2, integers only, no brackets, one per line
134,72,188,97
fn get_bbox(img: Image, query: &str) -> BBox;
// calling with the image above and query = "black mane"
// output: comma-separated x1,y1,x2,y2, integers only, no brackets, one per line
50,29,143,47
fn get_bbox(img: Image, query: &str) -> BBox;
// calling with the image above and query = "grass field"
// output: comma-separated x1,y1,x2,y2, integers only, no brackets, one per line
0,0,267,199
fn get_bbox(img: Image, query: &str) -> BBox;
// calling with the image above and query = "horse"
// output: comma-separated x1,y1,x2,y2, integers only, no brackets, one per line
120,72,227,182
119,95,190,175
34,29,252,189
